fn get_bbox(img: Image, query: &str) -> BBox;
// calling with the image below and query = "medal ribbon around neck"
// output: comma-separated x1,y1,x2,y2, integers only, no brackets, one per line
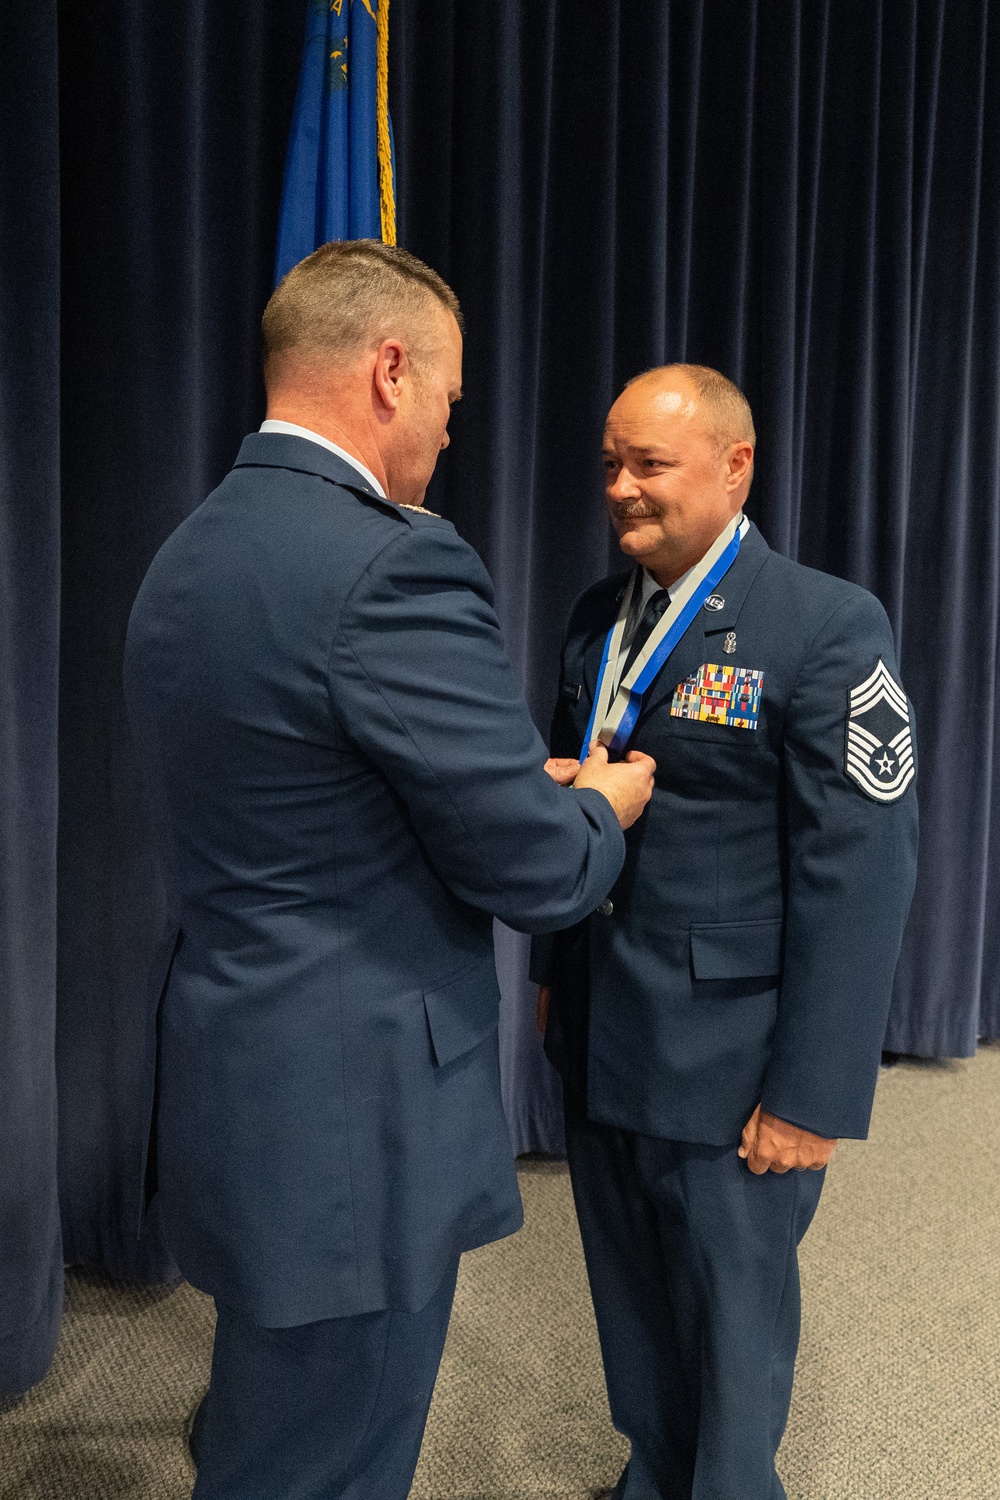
580,513,748,759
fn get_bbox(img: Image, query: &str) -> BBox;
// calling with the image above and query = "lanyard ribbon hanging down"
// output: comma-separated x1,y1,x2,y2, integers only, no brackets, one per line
581,513,748,760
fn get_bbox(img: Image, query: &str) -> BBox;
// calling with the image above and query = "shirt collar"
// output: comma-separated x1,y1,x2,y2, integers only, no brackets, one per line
637,560,691,608
640,513,749,602
259,420,387,499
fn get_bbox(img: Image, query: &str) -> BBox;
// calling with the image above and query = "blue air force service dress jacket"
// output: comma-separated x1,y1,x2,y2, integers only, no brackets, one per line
124,433,624,1328
535,520,918,1146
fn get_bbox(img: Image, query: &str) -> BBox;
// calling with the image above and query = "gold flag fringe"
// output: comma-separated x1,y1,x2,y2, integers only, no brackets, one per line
376,0,396,245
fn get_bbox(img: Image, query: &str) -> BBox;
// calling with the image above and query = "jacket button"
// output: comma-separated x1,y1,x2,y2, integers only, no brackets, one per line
598,899,614,917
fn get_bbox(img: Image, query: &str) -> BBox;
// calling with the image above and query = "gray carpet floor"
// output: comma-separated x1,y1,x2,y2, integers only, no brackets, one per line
2,1045,998,1499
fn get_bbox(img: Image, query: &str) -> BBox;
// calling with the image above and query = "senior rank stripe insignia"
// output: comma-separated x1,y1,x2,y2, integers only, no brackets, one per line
844,658,915,803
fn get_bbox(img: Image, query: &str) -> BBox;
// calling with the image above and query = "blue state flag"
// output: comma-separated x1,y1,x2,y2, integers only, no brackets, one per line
275,0,395,284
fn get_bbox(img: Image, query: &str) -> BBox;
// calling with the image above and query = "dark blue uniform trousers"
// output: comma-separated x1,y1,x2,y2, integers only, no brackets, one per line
190,1260,459,1500
565,1102,824,1500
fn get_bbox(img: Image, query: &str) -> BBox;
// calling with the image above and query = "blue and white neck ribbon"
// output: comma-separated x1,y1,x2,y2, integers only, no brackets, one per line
580,513,748,759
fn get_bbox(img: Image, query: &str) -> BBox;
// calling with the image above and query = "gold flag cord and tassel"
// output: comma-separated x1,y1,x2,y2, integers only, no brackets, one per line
376,0,396,245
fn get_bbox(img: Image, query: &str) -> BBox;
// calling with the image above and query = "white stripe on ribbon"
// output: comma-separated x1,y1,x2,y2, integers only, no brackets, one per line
581,513,748,758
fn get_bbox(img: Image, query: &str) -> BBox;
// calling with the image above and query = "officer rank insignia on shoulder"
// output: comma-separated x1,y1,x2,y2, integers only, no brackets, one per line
670,664,764,730
845,658,914,802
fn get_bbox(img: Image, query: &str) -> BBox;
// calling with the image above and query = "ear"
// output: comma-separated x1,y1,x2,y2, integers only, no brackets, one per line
372,338,408,413
725,441,754,492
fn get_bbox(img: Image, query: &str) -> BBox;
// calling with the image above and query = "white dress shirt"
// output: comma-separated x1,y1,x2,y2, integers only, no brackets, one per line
259,419,387,499
612,566,689,693
611,518,747,694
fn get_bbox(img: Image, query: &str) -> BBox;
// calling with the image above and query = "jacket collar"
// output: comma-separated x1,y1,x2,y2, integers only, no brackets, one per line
596,519,769,634
695,518,769,632
582,519,771,710
232,431,399,514
637,518,771,720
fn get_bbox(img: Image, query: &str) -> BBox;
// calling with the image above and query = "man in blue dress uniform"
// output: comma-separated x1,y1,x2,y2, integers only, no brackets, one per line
534,365,918,1500
124,240,655,1500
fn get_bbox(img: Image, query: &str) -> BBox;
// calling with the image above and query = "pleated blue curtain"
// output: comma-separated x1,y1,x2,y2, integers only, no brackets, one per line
390,0,1000,1147
0,0,304,1397
0,0,63,1401
54,1,303,1288
1,0,997,1397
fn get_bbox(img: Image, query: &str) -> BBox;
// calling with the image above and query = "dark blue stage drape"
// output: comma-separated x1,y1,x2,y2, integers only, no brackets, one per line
55,1,303,1293
390,0,1000,1148
1,0,304,1399
1,0,997,1396
0,0,64,1399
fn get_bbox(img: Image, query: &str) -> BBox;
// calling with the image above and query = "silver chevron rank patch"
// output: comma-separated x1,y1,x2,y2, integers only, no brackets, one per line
845,658,915,803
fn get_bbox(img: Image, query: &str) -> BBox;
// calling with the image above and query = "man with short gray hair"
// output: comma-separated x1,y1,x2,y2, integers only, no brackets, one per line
124,239,654,1500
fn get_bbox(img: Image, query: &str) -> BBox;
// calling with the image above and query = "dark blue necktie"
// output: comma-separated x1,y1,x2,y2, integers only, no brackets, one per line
622,588,670,677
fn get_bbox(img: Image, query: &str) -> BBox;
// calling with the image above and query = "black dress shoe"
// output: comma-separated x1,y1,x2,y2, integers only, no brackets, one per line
184,1391,209,1469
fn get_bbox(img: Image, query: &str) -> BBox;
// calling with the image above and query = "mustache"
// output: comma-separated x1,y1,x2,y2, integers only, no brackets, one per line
609,500,660,521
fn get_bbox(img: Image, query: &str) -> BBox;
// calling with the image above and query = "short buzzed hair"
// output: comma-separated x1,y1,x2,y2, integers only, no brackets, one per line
627,363,756,454
262,239,463,380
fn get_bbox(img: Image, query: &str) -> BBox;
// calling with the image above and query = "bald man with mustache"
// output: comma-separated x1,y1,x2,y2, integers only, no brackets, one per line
534,366,918,1500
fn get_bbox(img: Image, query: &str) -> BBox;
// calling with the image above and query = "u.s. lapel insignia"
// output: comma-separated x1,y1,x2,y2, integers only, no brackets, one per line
671,664,764,729
845,659,914,802
704,595,725,612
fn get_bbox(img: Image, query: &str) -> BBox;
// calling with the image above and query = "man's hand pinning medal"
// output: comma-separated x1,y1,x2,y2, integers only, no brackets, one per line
546,740,656,831
542,756,582,786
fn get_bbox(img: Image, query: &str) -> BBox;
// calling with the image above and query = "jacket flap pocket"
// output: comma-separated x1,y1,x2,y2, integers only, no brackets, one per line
689,919,783,980
423,958,501,1067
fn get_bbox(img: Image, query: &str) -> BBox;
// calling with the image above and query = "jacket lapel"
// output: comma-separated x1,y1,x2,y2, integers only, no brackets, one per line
636,522,771,725
640,620,709,723
580,572,632,704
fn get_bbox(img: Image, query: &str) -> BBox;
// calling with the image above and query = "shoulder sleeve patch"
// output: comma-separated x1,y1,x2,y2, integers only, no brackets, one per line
845,658,915,803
